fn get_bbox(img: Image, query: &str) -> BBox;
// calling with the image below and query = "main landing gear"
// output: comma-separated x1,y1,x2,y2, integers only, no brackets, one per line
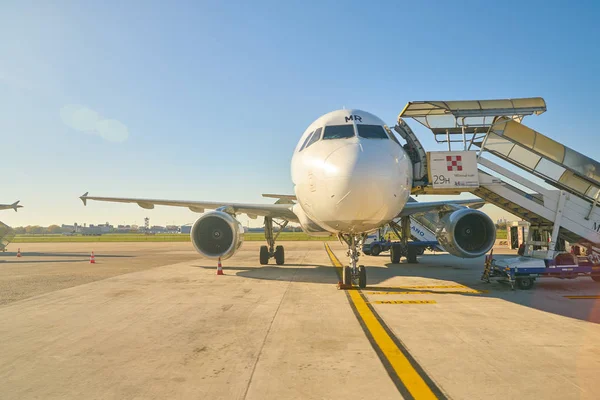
259,216,288,265
388,217,419,264
340,234,367,288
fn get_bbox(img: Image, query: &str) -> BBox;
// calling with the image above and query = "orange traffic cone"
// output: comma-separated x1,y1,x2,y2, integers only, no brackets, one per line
16,248,21,258
216,258,224,275
90,251,96,264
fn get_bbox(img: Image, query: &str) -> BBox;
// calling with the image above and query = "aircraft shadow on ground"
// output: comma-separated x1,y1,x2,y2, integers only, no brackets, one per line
192,264,409,286
0,252,132,258
195,253,600,324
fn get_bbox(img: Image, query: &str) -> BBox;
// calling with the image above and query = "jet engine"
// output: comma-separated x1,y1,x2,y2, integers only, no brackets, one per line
190,211,244,260
435,208,495,258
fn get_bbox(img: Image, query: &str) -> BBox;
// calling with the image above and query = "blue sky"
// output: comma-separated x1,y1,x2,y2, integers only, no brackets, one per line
1,0,599,227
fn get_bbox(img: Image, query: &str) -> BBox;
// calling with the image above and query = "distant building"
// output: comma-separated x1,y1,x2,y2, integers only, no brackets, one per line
61,224,78,233
165,225,179,233
150,225,166,233
180,225,192,234
89,223,112,233
61,222,112,235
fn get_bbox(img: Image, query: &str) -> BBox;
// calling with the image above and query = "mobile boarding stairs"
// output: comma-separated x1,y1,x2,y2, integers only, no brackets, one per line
394,97,600,289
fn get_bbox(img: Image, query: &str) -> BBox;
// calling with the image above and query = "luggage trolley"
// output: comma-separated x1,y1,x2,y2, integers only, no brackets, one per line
482,247,600,290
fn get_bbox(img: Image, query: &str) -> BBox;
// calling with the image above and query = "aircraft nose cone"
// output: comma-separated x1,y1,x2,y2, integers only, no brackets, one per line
322,144,360,179
324,143,398,180
317,142,408,232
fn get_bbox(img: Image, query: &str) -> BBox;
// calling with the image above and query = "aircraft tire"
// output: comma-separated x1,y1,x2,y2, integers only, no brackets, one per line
343,266,352,286
274,245,285,265
260,245,269,265
390,244,401,264
407,246,418,263
358,265,366,288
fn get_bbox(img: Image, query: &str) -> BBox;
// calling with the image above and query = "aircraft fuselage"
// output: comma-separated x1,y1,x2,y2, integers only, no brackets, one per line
291,110,412,234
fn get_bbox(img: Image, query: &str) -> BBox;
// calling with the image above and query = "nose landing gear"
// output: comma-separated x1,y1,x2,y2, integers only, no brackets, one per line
259,217,288,265
340,234,367,288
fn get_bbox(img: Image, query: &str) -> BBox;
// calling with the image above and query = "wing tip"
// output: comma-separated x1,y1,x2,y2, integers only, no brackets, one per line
80,192,89,206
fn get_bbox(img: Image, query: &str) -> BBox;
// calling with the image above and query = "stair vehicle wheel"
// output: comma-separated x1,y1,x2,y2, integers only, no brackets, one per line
274,245,285,265
343,266,352,286
390,244,401,264
516,277,534,290
407,246,418,263
358,265,367,288
259,245,269,265
371,244,381,256
591,275,600,283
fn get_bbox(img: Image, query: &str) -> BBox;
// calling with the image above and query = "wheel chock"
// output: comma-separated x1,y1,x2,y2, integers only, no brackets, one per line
337,281,354,290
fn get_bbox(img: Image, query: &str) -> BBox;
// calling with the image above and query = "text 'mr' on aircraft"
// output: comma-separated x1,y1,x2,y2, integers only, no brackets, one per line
80,109,495,287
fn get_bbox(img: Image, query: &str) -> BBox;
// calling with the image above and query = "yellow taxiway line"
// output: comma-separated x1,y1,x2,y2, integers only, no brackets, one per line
324,243,446,400
373,300,438,305
366,290,484,295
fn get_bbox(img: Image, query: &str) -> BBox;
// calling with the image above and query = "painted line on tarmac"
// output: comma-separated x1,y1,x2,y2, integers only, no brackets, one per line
366,290,485,295
564,295,600,299
367,291,439,295
372,300,437,305
324,243,446,400
393,285,468,289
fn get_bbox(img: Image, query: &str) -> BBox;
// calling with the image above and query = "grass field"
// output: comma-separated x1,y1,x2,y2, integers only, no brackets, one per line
13,229,507,243
12,232,335,243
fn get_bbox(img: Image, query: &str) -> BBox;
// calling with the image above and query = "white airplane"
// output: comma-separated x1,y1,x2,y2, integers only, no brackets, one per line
0,201,22,212
80,109,495,287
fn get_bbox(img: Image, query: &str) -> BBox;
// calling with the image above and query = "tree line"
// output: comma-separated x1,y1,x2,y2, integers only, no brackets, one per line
12,225,71,235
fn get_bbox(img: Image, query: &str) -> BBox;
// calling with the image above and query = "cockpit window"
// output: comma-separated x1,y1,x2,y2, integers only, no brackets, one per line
357,124,388,139
304,127,322,149
322,125,355,140
299,130,314,151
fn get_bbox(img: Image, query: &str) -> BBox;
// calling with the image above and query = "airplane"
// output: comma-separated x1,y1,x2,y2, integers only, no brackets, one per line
0,201,21,251
0,201,22,212
80,109,496,288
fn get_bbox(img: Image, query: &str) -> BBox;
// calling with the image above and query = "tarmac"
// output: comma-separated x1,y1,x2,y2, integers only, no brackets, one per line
1,241,600,399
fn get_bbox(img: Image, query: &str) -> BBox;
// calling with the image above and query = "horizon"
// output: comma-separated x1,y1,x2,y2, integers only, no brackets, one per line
5,209,517,230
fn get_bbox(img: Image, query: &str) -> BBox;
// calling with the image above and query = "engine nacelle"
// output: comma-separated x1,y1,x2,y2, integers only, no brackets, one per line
435,208,496,258
190,211,244,260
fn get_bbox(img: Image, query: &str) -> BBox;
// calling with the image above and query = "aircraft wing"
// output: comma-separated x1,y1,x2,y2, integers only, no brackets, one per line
261,193,297,204
0,201,22,212
397,199,485,217
79,193,298,221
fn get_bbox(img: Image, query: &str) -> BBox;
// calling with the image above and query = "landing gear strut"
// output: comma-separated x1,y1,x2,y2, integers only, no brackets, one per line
340,234,367,288
259,217,288,265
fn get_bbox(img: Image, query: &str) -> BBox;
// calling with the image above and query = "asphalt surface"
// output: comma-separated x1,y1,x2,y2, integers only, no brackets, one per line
1,241,600,399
